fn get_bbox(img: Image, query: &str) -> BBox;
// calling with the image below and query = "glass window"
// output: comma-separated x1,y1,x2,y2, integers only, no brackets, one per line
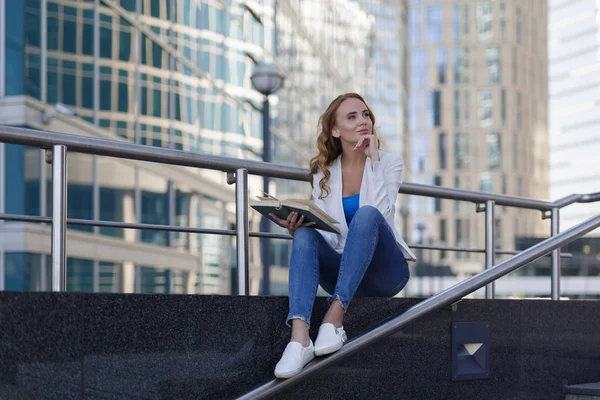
409,7,423,46
140,86,149,116
5,145,41,216
81,74,93,109
439,133,447,170
119,31,132,61
4,253,46,291
512,47,517,84
25,53,41,99
427,5,442,44
62,61,76,106
454,90,460,127
118,82,129,112
83,20,93,56
6,1,25,95
411,49,425,89
453,5,460,41
140,170,169,246
464,91,470,125
455,132,469,169
477,3,492,41
151,0,161,17
454,176,461,212
495,219,502,249
152,41,162,68
47,14,59,51
67,258,94,292
429,90,441,128
454,47,469,84
463,5,469,36
500,3,506,40
487,132,501,169
439,219,447,259
98,158,135,238
139,266,168,294
100,79,112,111
479,173,492,192
24,3,40,47
63,11,77,53
517,92,522,128
486,46,500,84
437,47,447,84
66,154,94,232
99,262,123,293
121,0,136,12
433,176,442,212
141,35,148,64
153,88,162,117
478,89,493,127
501,89,506,127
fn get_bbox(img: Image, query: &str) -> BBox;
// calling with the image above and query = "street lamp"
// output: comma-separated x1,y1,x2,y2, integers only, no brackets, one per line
251,62,284,296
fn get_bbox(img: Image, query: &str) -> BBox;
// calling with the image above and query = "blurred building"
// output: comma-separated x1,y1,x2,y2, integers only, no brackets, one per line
0,0,410,295
548,0,600,235
407,0,549,279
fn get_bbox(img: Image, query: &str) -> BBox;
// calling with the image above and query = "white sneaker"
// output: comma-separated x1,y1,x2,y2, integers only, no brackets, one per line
314,323,347,356
274,340,315,379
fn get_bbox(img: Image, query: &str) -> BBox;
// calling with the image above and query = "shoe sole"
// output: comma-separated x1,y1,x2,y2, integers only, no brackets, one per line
314,341,343,357
274,354,315,379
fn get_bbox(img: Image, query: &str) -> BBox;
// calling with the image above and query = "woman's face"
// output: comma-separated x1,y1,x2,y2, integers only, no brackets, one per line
332,98,373,146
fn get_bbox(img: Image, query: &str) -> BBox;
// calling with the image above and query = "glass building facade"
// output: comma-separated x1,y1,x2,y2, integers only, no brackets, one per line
1,0,410,295
407,0,549,295
548,0,600,235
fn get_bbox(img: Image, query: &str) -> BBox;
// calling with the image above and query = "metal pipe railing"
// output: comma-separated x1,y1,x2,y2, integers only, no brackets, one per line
237,214,600,400
0,126,595,295
484,200,495,299
235,168,250,296
51,145,67,292
0,126,562,210
0,213,574,259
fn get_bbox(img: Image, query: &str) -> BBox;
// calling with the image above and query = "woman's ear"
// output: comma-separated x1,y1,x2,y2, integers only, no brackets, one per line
332,126,340,138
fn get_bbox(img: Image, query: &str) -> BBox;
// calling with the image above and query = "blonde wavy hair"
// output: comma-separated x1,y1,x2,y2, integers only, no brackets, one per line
308,93,379,199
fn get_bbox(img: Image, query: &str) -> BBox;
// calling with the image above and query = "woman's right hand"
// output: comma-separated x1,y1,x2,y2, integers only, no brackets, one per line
269,211,316,237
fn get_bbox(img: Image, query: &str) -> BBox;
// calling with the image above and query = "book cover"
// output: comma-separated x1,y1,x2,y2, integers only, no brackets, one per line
250,194,340,234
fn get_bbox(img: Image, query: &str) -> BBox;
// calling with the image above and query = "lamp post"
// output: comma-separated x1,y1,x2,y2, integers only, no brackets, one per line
251,62,284,296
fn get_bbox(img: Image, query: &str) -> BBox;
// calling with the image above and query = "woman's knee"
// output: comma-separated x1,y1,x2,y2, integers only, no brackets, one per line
292,227,319,248
352,205,383,224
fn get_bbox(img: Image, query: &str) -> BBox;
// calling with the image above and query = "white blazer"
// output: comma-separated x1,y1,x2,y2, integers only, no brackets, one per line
311,151,417,262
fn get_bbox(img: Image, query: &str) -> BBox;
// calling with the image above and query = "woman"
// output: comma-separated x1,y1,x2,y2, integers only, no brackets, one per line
270,93,416,379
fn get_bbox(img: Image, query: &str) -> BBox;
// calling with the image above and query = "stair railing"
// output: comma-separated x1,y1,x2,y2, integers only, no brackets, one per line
236,214,600,400
0,125,597,297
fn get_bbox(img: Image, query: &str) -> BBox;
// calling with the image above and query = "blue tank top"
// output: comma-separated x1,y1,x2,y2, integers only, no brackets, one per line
342,193,360,225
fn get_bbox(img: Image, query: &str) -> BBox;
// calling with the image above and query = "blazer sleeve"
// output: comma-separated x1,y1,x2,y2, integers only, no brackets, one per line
311,175,339,249
368,154,403,221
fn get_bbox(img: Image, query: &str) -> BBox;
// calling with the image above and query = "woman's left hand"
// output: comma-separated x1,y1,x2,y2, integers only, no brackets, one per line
354,134,380,162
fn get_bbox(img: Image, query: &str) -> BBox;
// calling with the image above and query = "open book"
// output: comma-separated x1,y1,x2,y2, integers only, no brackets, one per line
250,193,340,234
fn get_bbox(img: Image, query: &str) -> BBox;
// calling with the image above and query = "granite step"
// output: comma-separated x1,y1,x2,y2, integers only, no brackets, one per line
565,382,600,400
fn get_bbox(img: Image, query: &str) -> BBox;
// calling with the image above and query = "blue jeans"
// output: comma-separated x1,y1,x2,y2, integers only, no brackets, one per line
286,206,410,326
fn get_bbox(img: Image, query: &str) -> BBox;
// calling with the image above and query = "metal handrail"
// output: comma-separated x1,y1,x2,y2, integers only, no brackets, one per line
0,125,597,296
0,126,594,212
236,214,600,400
0,212,573,258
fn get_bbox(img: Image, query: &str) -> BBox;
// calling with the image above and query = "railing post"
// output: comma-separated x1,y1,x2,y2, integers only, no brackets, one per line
51,145,67,292
551,207,560,300
235,168,249,295
485,200,495,299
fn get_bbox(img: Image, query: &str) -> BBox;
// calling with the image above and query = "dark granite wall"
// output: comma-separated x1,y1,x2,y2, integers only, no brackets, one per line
0,292,599,400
